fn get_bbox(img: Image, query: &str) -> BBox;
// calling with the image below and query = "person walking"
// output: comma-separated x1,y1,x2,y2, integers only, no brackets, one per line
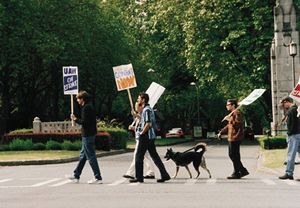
67,90,102,184
130,92,170,183
123,101,155,179
217,99,249,179
279,96,300,180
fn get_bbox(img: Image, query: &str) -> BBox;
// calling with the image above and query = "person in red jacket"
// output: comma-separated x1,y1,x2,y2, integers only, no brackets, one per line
217,99,249,179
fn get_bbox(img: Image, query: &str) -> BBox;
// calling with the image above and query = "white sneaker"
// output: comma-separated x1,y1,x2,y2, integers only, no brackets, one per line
65,174,79,183
87,179,103,184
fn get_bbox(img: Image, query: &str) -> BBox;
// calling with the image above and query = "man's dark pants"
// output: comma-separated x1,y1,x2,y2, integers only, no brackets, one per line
228,140,247,175
135,134,170,181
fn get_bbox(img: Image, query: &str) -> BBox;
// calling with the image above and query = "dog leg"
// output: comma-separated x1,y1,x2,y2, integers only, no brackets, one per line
192,162,200,179
173,166,179,179
200,157,212,178
185,165,192,179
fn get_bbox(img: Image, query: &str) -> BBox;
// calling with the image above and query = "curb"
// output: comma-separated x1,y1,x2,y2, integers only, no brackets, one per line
0,149,131,166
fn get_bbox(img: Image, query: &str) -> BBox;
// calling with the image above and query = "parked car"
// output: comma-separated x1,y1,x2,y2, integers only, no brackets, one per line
166,128,184,138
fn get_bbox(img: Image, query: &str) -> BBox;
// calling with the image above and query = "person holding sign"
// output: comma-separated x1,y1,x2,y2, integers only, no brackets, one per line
217,99,249,179
129,92,170,183
67,91,102,184
279,96,300,180
123,101,155,179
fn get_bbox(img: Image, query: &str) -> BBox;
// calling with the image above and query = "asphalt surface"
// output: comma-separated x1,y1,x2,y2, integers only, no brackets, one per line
1,140,300,208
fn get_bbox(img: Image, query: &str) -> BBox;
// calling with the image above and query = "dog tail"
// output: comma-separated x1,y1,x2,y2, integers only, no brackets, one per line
194,143,207,153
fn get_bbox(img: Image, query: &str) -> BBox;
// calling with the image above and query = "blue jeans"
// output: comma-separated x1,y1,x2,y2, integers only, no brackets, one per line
74,136,102,180
286,134,300,176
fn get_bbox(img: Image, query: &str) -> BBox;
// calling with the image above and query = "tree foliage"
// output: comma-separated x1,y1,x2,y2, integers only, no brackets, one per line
0,0,288,135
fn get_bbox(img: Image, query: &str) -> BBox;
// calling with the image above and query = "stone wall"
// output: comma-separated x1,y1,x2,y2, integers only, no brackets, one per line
33,117,81,133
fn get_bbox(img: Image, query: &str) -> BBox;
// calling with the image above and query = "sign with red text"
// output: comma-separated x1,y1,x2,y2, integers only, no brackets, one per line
290,79,300,103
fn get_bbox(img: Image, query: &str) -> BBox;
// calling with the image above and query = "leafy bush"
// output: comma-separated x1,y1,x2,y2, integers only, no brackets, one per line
258,136,287,149
0,145,10,151
46,140,62,150
62,140,81,151
9,139,34,151
100,127,128,149
32,143,46,150
2,126,129,150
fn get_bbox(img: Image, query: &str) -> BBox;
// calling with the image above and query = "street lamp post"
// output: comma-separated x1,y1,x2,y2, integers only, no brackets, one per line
289,41,297,86
283,33,298,87
190,82,200,125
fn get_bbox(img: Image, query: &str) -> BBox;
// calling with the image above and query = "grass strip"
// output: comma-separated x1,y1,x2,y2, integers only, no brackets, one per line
262,148,287,169
0,150,79,161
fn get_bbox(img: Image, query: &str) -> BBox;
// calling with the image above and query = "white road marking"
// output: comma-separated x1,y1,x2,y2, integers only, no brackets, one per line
50,179,72,187
0,179,13,183
261,179,276,185
127,182,140,186
31,178,61,187
184,179,198,185
206,178,217,185
283,180,298,186
107,178,127,186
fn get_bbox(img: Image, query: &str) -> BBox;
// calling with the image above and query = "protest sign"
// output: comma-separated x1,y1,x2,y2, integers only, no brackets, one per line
238,89,266,105
113,64,137,91
113,64,137,110
146,82,165,108
289,78,300,103
63,66,78,95
222,89,266,122
63,66,79,126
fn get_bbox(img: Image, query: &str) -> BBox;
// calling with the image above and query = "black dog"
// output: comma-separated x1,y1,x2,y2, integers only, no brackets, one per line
164,143,211,179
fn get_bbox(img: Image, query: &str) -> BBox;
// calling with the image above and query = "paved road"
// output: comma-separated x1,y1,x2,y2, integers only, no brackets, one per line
1,141,300,208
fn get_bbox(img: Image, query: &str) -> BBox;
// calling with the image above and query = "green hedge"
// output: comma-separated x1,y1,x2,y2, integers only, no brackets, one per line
100,127,128,149
1,127,129,151
2,139,82,151
258,136,287,150
1,132,111,151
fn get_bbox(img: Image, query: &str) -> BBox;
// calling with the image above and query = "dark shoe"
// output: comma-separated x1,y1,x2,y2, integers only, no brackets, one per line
157,176,171,183
284,161,300,165
129,179,144,183
144,175,155,179
278,174,294,180
240,170,249,178
123,175,134,179
227,174,241,179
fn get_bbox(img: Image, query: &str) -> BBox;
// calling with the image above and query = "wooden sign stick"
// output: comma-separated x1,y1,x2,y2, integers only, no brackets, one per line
71,94,74,126
127,89,134,111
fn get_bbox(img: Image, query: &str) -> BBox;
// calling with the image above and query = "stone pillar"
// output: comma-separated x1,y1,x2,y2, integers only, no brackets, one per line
33,117,41,133
271,0,300,136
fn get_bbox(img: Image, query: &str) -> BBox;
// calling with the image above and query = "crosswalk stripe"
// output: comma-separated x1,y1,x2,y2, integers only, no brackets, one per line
108,178,127,186
283,180,298,186
127,182,139,186
0,179,13,183
31,178,61,187
206,178,217,185
261,179,276,185
50,179,72,187
184,179,198,185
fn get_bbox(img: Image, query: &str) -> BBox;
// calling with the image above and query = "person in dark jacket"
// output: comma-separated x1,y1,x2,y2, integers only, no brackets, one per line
67,90,102,184
279,96,300,180
217,99,249,179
